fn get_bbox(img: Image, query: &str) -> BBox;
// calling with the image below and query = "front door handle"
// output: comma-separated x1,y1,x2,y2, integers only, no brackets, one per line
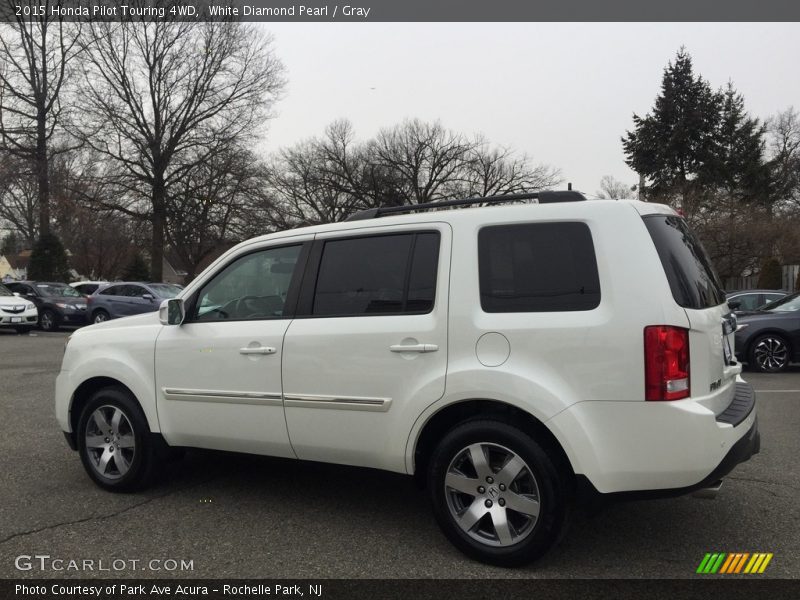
239,346,277,355
390,343,438,353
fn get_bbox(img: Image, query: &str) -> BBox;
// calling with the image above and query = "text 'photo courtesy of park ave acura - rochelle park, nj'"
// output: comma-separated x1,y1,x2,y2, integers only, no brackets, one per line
1,1,800,599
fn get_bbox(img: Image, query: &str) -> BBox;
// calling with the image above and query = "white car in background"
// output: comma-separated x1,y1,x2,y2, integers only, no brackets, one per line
0,282,38,334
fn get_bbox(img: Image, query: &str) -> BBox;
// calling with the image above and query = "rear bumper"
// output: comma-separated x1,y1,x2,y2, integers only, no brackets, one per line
546,377,758,493
577,416,760,501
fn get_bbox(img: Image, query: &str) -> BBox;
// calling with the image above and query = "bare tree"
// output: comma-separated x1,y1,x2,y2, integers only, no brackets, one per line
768,107,800,211
0,150,38,243
596,175,635,200
264,119,561,225
166,145,267,281
0,4,78,236
463,138,561,197
368,119,474,204
75,16,285,280
42,150,143,279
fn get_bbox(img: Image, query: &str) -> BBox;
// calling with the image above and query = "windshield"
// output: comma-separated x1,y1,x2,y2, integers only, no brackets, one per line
148,283,183,299
760,293,800,313
0,284,12,297
36,284,82,298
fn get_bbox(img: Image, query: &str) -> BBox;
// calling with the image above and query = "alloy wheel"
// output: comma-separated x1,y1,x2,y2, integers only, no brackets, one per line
754,336,789,372
84,405,136,480
94,312,107,324
40,311,54,330
444,442,540,547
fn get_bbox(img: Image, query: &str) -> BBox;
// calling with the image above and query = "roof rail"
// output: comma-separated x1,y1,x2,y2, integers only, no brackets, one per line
344,190,586,221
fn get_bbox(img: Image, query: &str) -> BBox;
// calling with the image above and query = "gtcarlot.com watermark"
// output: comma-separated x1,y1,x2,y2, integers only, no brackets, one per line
15,554,194,572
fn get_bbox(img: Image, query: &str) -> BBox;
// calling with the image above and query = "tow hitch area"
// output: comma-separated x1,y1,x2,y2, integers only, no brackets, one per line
692,480,723,499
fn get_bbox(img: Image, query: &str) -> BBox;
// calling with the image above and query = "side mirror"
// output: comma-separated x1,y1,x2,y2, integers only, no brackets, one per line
12,292,20,297
142,293,155,301
159,298,185,325
727,300,741,310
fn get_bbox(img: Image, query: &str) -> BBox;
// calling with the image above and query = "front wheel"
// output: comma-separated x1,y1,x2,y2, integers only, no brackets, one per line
749,334,791,373
39,309,58,331
92,309,110,324
427,420,569,567
77,387,159,492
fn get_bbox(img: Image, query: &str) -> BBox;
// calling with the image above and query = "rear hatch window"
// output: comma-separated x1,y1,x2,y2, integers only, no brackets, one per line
643,215,725,309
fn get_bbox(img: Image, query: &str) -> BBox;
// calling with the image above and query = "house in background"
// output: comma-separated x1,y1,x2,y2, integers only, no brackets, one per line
161,256,188,285
0,255,14,281
0,250,31,281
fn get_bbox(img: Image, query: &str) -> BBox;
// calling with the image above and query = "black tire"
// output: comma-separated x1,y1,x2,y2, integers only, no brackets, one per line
92,309,110,325
427,419,569,567
748,333,791,373
77,386,159,492
39,309,58,332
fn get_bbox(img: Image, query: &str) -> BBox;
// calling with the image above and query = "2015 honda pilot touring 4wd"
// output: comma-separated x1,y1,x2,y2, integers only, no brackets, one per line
56,192,759,566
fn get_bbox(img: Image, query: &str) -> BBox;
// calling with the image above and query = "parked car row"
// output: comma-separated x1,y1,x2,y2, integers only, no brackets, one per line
0,282,39,333
734,291,800,373
0,280,183,332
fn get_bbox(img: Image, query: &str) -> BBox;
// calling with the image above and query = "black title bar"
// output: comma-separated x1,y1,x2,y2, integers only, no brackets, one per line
1,0,800,22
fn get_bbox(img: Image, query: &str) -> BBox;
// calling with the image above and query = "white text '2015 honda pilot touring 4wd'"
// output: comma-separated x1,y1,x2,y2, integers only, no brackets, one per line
56,191,759,566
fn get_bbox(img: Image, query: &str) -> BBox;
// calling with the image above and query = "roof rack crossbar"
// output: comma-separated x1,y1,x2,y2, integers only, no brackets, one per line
344,190,586,221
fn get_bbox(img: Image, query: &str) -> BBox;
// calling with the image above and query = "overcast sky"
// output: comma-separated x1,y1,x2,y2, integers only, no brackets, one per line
258,23,800,195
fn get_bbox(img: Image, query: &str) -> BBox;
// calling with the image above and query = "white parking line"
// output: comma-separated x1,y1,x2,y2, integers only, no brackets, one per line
754,390,800,393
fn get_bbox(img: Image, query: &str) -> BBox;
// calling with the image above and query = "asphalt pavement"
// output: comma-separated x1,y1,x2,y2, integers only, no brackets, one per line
0,329,798,579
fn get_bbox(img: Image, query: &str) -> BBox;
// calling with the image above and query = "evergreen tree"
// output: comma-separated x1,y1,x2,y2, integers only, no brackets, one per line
712,82,771,206
28,233,70,281
622,48,722,214
122,253,151,281
757,258,782,289
1,232,20,257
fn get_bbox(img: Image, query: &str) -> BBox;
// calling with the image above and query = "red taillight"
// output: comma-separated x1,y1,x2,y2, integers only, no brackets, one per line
644,325,690,401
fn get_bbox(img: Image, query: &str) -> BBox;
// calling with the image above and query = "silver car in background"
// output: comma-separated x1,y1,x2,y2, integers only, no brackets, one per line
88,282,184,324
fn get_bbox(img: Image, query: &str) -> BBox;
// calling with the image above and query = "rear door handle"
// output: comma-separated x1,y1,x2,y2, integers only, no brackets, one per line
239,346,277,355
390,343,438,353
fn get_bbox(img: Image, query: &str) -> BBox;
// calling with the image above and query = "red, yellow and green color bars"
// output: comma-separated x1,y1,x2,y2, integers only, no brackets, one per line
696,552,773,574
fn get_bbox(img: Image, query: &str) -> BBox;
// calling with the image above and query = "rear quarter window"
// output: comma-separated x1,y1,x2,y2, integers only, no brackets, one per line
643,215,725,310
478,222,601,312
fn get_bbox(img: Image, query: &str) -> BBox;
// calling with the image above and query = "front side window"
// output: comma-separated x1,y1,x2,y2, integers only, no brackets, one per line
0,284,11,297
478,222,601,312
100,285,123,296
193,245,302,322
312,232,440,317
123,285,148,298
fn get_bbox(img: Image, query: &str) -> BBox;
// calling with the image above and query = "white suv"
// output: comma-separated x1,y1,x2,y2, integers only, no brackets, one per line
55,192,760,566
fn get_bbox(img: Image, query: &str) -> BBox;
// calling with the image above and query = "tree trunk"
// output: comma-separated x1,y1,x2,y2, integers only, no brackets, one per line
36,112,50,236
150,177,166,281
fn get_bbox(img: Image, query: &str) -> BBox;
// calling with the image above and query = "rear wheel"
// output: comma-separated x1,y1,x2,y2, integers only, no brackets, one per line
749,334,791,373
77,387,159,492
39,309,58,332
427,420,569,567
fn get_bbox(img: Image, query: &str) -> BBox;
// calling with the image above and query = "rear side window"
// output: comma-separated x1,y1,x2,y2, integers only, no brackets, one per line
312,232,440,317
478,222,601,312
100,285,123,296
643,215,724,309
